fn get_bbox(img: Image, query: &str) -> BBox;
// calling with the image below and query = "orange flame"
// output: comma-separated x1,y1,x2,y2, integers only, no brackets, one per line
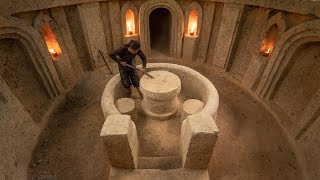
190,23,196,35
49,49,57,56
127,22,133,34
188,10,198,36
126,10,135,36
265,48,270,54
42,24,62,60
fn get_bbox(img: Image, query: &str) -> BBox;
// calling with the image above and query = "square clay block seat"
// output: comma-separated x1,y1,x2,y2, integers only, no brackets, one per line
115,98,136,117
181,99,204,121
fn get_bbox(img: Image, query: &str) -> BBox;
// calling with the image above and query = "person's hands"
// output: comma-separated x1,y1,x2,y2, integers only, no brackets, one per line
120,62,127,67
141,67,146,73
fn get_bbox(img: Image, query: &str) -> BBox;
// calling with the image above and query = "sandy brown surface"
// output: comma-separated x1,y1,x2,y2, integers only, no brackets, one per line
28,62,302,180
192,64,302,180
28,71,112,180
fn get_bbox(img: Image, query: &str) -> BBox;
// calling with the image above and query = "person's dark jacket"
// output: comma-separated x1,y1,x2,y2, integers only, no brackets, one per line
109,46,147,69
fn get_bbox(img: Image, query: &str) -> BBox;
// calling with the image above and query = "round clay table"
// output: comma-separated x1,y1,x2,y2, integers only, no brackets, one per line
140,70,181,119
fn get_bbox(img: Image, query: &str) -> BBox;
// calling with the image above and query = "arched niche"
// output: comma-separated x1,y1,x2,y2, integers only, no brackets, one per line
184,1,203,37
126,10,135,35
259,12,286,58
243,12,287,91
121,2,139,38
271,41,320,123
139,0,184,58
256,19,320,100
33,12,64,60
260,25,280,57
0,15,64,98
33,12,76,90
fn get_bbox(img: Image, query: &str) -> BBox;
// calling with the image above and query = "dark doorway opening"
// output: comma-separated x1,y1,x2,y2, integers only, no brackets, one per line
149,8,171,58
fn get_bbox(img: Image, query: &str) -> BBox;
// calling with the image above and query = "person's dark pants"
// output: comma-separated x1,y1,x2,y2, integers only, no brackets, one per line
119,67,140,88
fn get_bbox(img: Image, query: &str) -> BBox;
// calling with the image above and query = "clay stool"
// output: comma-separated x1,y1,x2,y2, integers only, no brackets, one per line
181,99,204,121
115,98,136,118
140,70,181,119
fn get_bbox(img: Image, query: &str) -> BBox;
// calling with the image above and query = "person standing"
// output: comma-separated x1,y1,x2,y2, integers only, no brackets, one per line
109,40,147,98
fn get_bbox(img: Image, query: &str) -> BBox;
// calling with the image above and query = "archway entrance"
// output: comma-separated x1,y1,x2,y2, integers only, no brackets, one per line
149,8,171,58
0,38,50,121
272,42,320,122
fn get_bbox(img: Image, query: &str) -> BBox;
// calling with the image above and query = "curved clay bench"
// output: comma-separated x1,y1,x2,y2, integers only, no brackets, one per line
100,63,220,169
101,73,126,117
101,63,219,120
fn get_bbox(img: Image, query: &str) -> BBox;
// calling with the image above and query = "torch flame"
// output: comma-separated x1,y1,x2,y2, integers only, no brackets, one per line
190,23,196,35
49,49,56,53
49,49,58,57
127,22,132,34
265,48,270,54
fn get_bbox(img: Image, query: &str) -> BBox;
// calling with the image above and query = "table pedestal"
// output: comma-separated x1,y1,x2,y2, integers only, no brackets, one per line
140,70,181,119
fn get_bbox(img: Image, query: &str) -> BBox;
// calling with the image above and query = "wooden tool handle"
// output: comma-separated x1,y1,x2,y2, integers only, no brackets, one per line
124,64,154,79
125,64,139,70
98,50,113,74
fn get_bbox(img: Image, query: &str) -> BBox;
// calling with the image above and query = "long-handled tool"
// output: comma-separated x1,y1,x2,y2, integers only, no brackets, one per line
125,64,154,79
98,50,113,74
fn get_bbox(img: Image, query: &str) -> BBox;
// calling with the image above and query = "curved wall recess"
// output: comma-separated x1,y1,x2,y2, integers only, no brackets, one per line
126,10,135,35
256,19,320,100
0,15,64,97
121,1,139,38
0,38,52,121
33,12,76,90
184,1,203,37
33,12,64,59
259,25,279,57
242,11,287,90
259,12,287,58
139,0,184,58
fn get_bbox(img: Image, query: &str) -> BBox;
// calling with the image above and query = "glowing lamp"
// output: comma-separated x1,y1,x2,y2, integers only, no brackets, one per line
49,49,58,57
260,25,279,58
42,24,62,60
265,48,270,54
187,9,198,37
127,22,133,35
125,10,135,36
261,48,271,57
190,23,196,36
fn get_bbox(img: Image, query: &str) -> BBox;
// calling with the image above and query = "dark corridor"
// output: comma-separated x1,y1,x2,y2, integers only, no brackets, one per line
149,8,171,57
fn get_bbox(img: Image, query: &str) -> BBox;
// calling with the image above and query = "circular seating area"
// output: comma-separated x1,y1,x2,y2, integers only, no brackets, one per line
101,63,219,120
100,62,220,170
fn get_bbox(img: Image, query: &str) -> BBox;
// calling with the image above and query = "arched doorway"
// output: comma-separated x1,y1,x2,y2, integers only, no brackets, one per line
271,42,320,122
0,38,50,121
149,8,171,57
139,0,183,58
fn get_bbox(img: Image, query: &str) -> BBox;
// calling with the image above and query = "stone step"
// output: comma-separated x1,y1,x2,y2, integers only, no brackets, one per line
138,156,181,169
109,167,209,180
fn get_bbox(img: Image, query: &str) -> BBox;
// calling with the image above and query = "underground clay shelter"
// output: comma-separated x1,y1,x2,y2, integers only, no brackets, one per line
0,0,320,179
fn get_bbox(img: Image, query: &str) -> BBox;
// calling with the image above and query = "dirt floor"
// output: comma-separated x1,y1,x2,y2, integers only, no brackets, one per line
133,97,182,157
28,61,302,180
28,70,112,180
192,64,302,180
